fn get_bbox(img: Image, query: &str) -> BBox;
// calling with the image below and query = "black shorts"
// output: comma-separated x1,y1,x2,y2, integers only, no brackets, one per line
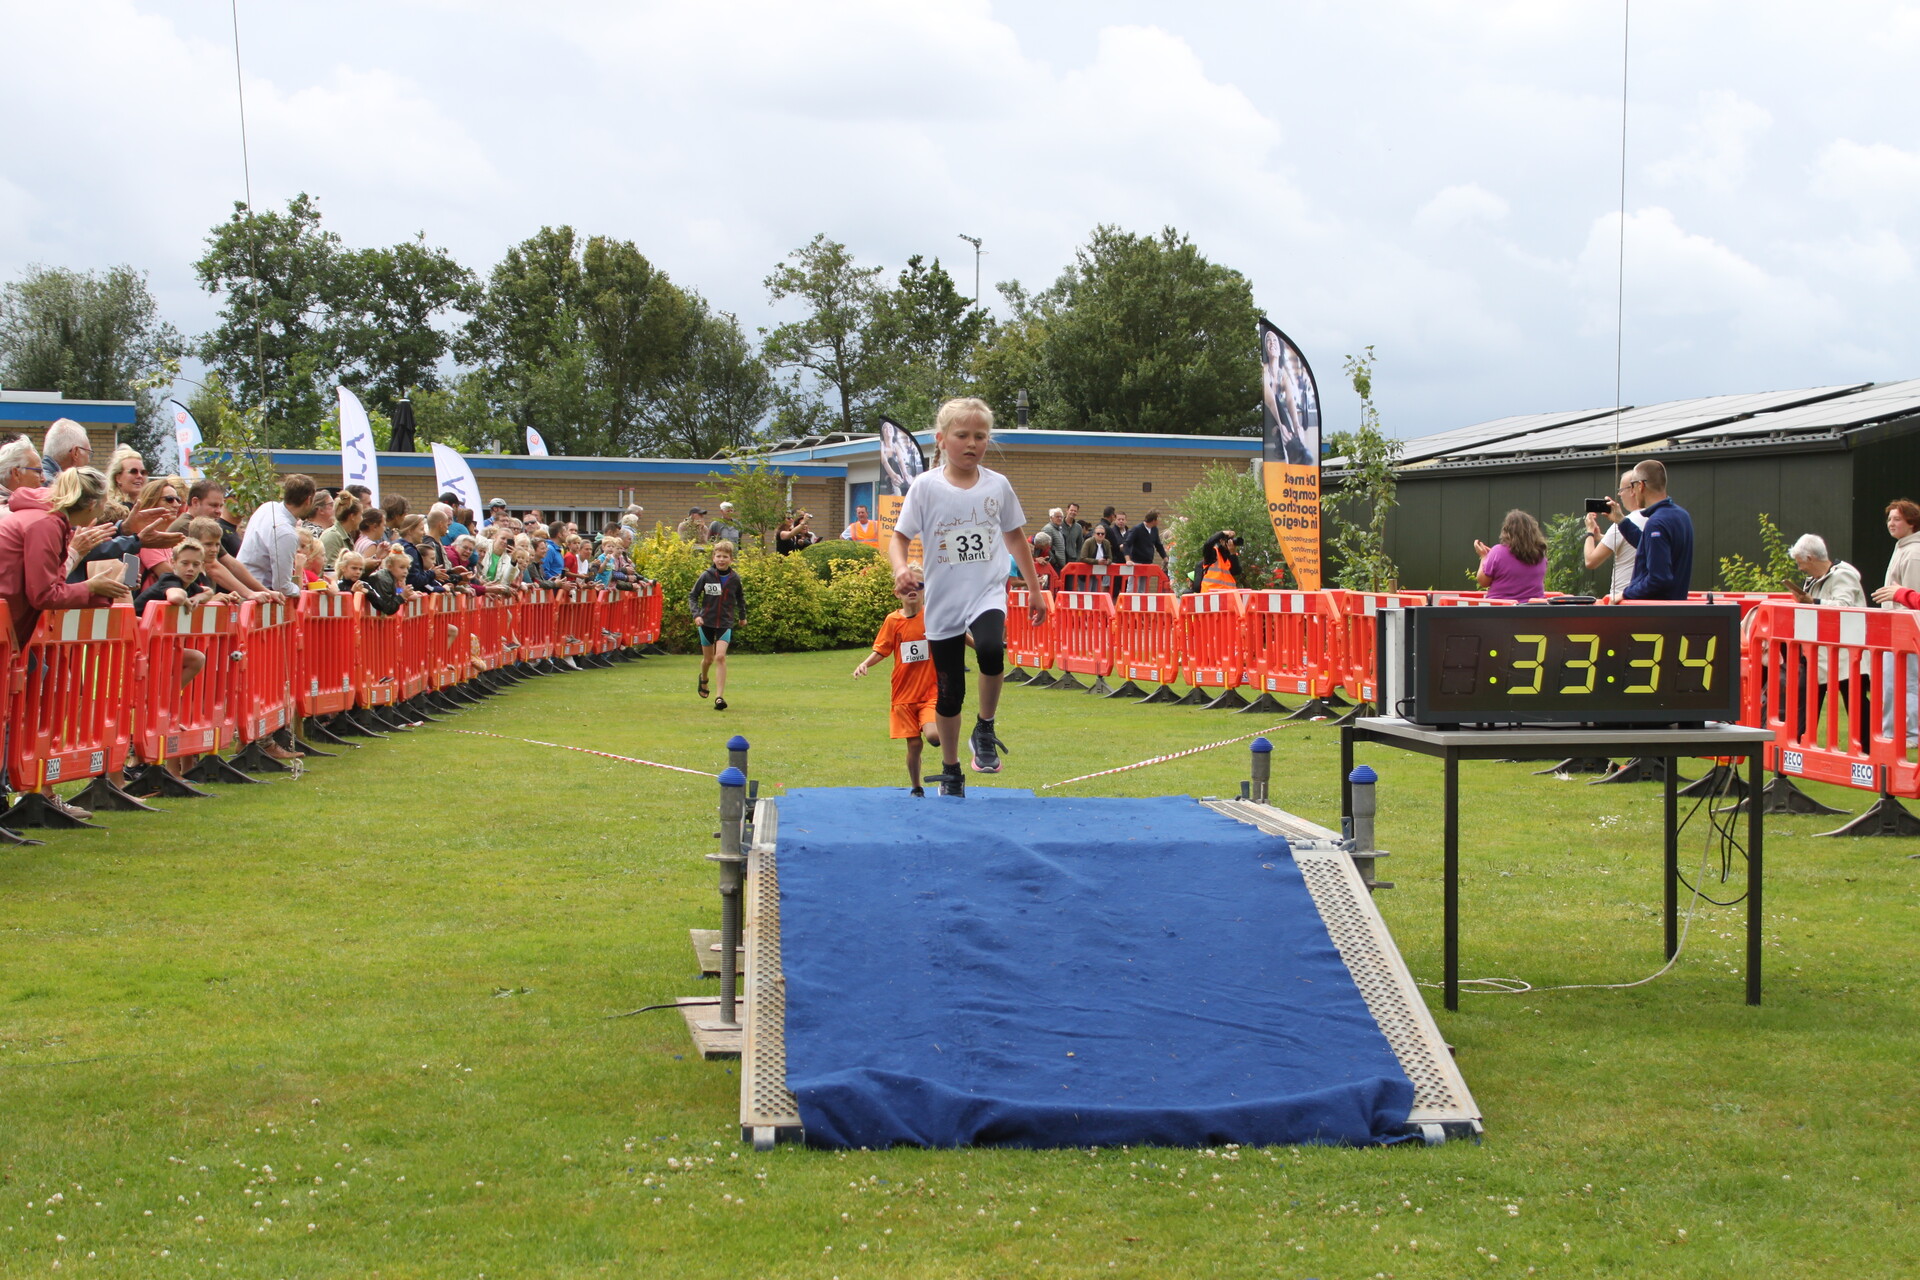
929,609,1006,718
699,625,733,646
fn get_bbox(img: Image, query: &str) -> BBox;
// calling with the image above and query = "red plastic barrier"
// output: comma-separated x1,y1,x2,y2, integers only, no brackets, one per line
1051,589,1116,678
1006,585,1055,672
397,595,433,701
1244,590,1338,699
1425,591,1517,607
235,596,298,744
1120,564,1171,594
1179,590,1248,691
7,605,137,789
520,588,556,662
296,590,360,717
357,605,406,709
134,600,241,765
1746,601,1916,793
590,589,624,653
1113,591,1183,685
638,580,662,645
431,593,469,691
1327,590,1425,704
553,586,592,658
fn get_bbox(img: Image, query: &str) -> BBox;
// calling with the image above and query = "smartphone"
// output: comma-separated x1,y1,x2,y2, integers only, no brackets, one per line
121,553,141,588
1583,498,1611,515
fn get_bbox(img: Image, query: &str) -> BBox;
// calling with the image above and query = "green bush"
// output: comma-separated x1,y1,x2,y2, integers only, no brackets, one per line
732,547,829,653
823,559,901,648
1169,461,1288,593
630,527,711,654
1719,513,1798,593
801,539,879,580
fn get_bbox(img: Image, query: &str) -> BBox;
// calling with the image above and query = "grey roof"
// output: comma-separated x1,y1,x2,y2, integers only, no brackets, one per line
1435,385,1868,461
1681,378,1920,440
1377,407,1621,468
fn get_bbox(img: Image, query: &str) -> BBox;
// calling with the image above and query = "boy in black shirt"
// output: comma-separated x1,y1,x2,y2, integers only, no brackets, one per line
688,540,746,710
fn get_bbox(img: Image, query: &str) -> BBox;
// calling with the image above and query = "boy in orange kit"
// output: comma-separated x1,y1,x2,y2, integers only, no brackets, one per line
852,566,942,796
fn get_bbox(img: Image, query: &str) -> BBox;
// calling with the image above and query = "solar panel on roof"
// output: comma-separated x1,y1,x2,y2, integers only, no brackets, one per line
1444,385,1865,459
1681,380,1920,440
1324,407,1620,468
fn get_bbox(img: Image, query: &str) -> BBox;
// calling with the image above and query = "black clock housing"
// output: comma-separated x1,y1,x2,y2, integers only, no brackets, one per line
1382,604,1743,727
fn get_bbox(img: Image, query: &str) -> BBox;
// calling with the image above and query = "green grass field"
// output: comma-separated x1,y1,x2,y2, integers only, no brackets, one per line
3,649,1915,1278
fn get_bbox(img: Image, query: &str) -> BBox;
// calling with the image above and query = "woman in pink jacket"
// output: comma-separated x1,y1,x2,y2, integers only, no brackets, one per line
0,465,130,644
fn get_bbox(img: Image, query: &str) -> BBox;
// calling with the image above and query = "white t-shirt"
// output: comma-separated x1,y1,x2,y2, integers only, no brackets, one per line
894,465,1026,641
237,500,301,594
1600,511,1648,600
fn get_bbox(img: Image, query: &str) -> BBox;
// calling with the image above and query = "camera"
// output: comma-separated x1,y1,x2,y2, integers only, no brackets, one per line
1584,498,1612,515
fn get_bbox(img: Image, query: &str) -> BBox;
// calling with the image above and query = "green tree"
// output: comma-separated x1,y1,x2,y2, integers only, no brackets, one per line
761,234,888,436
1542,512,1608,595
973,226,1261,436
1718,514,1798,592
698,454,789,549
1170,462,1289,592
642,301,775,457
0,263,185,458
410,370,515,454
869,254,990,430
182,373,284,515
1321,347,1402,590
334,235,477,406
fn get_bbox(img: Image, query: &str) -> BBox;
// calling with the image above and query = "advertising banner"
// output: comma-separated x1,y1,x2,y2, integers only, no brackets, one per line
1258,319,1322,589
339,387,380,506
526,427,549,457
165,398,203,479
430,444,483,514
875,416,926,556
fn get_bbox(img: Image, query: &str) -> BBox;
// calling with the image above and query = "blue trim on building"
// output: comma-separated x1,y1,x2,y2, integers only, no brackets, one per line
0,401,138,425
765,429,1262,462
260,450,846,478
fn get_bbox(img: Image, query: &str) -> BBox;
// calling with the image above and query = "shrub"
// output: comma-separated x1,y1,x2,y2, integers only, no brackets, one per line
1169,461,1286,593
823,559,900,648
1543,512,1607,596
630,527,710,654
1719,514,1798,593
732,547,829,653
801,539,880,580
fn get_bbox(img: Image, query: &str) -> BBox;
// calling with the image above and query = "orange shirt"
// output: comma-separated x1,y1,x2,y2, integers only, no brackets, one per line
871,608,936,706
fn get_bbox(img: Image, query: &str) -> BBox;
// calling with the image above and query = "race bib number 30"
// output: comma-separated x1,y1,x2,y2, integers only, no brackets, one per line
944,525,995,565
704,582,723,596
900,639,929,663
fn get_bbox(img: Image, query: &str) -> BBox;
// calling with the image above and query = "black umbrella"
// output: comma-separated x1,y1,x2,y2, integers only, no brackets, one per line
389,396,417,452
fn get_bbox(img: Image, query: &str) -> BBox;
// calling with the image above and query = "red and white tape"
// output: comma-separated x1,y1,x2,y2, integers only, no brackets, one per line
1039,722,1295,790
436,728,719,777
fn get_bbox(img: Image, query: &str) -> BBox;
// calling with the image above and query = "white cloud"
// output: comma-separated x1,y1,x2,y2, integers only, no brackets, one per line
1414,184,1510,236
1646,90,1772,192
1813,139,1920,217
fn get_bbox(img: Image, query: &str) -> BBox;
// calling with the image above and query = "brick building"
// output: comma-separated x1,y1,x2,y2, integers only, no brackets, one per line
1,389,136,459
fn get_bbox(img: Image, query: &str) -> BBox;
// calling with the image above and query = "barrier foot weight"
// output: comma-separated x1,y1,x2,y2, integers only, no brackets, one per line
1730,773,1848,816
1024,671,1060,689
399,697,445,723
1104,679,1146,699
1174,686,1213,707
427,691,465,715
1534,756,1614,775
1816,791,1920,838
0,825,45,846
1326,701,1376,726
373,706,418,732
71,776,162,814
1004,667,1032,684
1052,672,1088,691
223,739,292,775
1085,674,1114,695
1284,698,1338,720
1679,764,1749,799
1203,688,1249,711
1138,684,1182,705
333,710,389,739
0,793,100,830
292,736,338,758
303,717,359,748
1238,691,1290,714
1588,757,1681,785
185,751,268,784
122,766,215,800
1324,689,1352,708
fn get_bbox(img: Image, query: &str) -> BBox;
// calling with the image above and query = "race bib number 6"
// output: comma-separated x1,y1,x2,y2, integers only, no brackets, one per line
900,639,930,663
944,524,994,565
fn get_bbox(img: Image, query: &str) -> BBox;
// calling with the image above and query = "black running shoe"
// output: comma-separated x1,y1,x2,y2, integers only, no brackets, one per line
713,696,728,711
922,764,965,797
909,786,925,798
969,720,1007,774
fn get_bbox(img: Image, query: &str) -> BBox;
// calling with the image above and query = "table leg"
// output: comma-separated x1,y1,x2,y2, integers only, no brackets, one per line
1340,728,1354,827
1664,754,1678,960
1444,750,1459,1013
1748,750,1763,1006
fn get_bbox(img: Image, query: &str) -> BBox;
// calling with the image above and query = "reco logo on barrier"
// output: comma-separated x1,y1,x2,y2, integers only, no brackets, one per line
1783,750,1803,774
1852,762,1876,788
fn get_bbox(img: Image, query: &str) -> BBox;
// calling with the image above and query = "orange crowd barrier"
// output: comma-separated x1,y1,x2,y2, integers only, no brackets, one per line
295,591,360,718
1113,591,1183,693
1326,590,1424,706
1048,589,1116,689
1006,585,1056,678
1244,590,1339,702
1179,590,1248,693
356,606,407,712
520,588,556,663
1746,601,1914,796
236,597,299,747
4,606,137,821
132,599,242,772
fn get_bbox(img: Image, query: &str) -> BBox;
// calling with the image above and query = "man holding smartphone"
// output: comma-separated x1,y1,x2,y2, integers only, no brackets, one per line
1584,467,1647,599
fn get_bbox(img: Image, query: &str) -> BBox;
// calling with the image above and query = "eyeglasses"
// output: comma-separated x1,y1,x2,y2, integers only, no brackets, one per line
126,467,147,477
158,494,182,505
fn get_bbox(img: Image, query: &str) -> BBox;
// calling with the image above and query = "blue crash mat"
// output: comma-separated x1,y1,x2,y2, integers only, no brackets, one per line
774,787,1414,1148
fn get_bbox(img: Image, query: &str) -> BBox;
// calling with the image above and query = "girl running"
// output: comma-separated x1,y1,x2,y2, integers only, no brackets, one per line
891,397,1049,796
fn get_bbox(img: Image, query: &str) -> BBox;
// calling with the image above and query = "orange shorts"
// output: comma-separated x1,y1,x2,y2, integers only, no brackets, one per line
889,700,938,740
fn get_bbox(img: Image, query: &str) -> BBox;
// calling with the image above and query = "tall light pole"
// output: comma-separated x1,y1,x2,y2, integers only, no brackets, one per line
957,234,983,305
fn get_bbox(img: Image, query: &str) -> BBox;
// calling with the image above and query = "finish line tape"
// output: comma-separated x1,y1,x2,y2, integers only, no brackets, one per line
435,728,719,777
1039,722,1296,790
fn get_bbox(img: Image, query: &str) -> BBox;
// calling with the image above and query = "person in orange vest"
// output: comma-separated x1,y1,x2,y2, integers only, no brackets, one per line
1193,529,1242,593
842,504,881,548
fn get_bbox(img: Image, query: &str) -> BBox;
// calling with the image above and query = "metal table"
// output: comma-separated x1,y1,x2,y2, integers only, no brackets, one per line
1338,717,1774,1011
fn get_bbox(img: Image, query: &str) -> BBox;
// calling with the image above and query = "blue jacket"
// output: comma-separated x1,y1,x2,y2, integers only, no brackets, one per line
540,543,565,580
1617,497,1693,600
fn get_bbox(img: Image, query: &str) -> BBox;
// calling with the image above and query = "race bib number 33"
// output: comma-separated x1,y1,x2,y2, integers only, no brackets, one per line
944,525,994,565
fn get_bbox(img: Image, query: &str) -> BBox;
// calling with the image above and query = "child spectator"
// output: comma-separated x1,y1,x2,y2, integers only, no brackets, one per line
296,531,330,590
851,565,942,795
689,539,746,711
335,550,368,591
354,507,388,558
361,547,410,616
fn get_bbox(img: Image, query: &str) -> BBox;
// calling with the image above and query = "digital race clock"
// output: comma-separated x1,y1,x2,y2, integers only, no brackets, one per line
1379,604,1743,727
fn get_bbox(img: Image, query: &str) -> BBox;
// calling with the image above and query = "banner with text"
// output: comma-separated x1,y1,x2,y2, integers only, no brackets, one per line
166,398,203,480
430,444,483,515
1257,319,1322,589
526,427,549,457
339,387,380,506
876,416,926,556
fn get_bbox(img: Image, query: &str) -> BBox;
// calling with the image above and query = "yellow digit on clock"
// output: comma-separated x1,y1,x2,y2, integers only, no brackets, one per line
1624,633,1665,693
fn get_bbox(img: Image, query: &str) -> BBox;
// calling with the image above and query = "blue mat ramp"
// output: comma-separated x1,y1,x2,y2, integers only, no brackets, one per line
773,788,1417,1149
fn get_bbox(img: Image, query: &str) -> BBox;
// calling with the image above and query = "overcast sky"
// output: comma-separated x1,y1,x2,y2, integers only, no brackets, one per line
6,0,1917,441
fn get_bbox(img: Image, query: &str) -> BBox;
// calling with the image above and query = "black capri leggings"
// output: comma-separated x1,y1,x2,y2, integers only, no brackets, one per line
930,609,1006,717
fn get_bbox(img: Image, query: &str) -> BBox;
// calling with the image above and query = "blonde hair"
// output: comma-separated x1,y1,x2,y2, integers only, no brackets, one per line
335,551,366,576
934,396,993,436
106,445,145,491
45,465,109,518
186,516,225,545
711,539,736,557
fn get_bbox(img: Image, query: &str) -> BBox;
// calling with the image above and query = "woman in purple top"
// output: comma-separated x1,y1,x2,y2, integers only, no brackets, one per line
1474,509,1549,601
